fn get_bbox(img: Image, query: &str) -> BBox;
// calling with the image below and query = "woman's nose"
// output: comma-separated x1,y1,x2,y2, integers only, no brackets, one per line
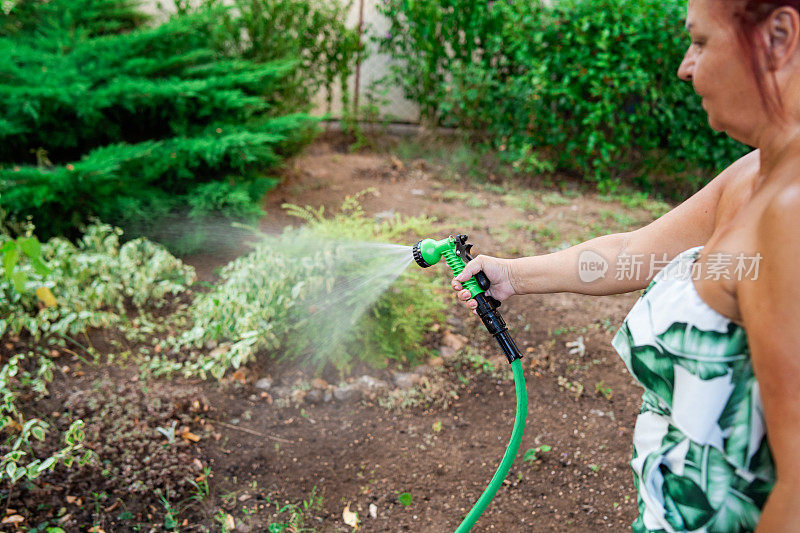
677,50,694,81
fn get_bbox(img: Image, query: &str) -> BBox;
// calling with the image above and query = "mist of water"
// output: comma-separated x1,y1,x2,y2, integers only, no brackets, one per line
282,235,415,365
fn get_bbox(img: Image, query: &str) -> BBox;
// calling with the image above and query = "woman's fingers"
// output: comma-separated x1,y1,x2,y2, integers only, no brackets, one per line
455,256,483,283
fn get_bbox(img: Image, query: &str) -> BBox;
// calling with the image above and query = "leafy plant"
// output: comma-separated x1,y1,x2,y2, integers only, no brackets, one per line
0,352,92,487
0,235,50,293
214,0,364,117
0,222,195,341
595,380,613,400
155,194,445,378
523,444,551,463
398,492,413,506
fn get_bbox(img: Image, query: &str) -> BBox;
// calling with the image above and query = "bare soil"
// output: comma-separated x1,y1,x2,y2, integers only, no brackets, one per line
3,133,673,532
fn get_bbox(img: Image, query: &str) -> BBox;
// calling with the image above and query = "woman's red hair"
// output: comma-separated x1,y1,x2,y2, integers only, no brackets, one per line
731,0,800,116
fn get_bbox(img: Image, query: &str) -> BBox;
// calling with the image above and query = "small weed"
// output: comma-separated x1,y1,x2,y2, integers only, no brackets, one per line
466,196,487,208
589,464,601,472
432,420,443,433
553,325,584,337
557,376,584,397
533,222,562,248
598,189,671,218
221,491,237,505
187,467,212,503
600,209,638,229
214,510,232,532
595,381,613,400
523,444,552,463
480,183,507,194
398,492,413,506
442,190,487,208
488,225,513,242
540,192,570,206
502,192,542,214
263,486,323,531
157,489,180,531
505,220,537,232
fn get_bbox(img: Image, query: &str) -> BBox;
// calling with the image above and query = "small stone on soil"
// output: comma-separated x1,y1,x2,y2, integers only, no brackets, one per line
333,384,362,402
393,372,422,390
255,377,272,391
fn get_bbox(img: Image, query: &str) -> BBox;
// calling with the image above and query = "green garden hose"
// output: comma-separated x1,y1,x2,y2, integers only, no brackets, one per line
412,235,528,532
455,358,527,532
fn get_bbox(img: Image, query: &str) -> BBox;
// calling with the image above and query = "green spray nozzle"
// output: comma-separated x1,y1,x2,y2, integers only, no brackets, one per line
413,235,488,299
412,235,520,364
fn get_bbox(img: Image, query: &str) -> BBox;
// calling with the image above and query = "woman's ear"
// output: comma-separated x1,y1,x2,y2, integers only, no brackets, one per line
764,6,800,70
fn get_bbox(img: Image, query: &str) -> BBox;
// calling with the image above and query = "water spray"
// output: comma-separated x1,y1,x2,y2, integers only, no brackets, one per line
412,234,527,532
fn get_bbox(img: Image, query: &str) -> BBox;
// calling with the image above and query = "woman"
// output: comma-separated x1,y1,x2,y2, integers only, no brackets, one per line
451,0,800,530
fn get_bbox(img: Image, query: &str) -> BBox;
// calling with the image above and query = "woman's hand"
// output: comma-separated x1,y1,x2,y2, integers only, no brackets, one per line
450,255,517,312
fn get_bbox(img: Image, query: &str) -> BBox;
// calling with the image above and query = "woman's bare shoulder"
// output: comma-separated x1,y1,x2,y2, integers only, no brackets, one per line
720,149,760,187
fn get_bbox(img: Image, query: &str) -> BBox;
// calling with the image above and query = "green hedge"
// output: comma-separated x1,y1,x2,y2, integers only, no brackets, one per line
376,0,748,192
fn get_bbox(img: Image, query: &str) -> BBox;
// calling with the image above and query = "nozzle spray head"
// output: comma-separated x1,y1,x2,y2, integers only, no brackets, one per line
412,238,445,268
411,234,522,364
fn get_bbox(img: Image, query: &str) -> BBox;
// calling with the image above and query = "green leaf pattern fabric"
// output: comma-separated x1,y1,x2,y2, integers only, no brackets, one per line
612,247,775,532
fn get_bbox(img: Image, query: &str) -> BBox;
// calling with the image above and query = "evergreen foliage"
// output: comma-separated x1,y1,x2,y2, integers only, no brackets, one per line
0,0,320,248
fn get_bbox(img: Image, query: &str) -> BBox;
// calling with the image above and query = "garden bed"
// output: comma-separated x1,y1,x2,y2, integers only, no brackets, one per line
1,135,673,531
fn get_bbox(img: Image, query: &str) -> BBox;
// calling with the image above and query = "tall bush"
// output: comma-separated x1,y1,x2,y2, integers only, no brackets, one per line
376,0,748,192
0,0,320,248
214,0,364,116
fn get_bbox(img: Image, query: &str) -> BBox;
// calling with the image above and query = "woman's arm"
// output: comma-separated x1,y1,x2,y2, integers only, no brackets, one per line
741,186,800,532
507,150,759,296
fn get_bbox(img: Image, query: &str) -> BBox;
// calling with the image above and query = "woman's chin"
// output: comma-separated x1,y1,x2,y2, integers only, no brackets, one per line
707,118,724,132
706,113,725,133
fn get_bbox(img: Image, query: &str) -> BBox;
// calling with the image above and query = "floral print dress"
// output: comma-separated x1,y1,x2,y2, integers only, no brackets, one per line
612,246,775,532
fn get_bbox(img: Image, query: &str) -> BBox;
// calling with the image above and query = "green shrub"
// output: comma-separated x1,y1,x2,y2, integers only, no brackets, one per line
213,0,364,116
0,223,195,341
376,0,748,192
0,0,320,247
160,196,446,378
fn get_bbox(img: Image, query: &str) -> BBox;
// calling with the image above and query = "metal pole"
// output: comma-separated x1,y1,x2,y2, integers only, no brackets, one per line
353,0,365,116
